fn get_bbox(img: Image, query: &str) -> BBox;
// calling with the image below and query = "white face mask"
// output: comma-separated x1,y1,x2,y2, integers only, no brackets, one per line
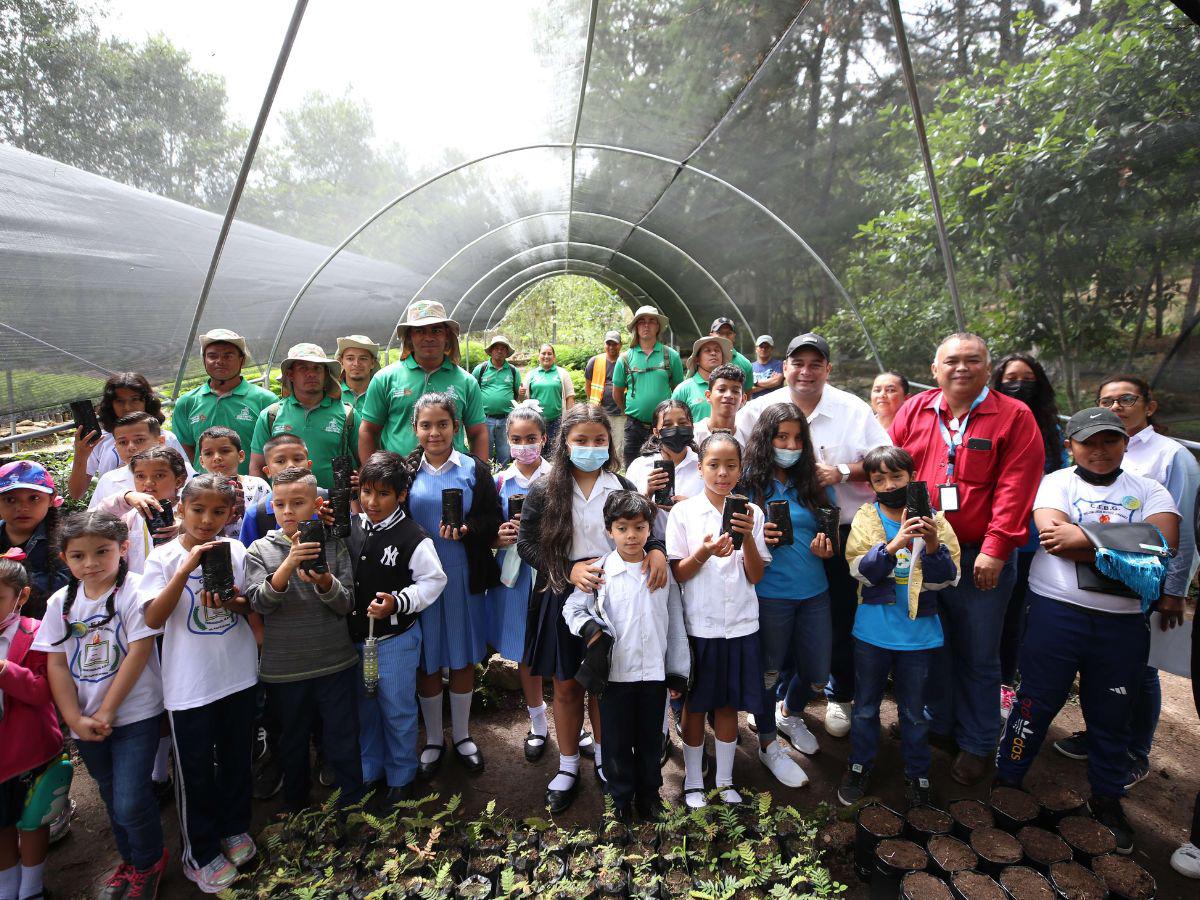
0,609,19,632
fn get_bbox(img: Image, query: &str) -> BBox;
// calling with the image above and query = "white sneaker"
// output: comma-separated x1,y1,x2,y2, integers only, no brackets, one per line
684,788,708,809
1171,842,1200,879
825,701,852,738
776,702,820,755
747,713,757,733
184,855,238,893
717,786,742,804
758,741,809,788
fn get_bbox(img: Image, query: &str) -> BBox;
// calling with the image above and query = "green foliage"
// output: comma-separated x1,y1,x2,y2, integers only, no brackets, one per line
476,274,629,355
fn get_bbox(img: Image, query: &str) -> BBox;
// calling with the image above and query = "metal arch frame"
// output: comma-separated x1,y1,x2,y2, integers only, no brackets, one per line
381,209,745,358
262,141,884,377
563,0,602,274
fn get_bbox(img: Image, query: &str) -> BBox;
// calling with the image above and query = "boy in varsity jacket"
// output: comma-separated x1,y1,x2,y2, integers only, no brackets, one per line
347,452,447,807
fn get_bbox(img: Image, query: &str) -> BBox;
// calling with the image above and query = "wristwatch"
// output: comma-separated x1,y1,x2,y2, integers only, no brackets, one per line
837,463,851,483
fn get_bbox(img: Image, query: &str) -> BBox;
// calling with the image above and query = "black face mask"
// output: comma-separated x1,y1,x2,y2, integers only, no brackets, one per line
1074,464,1122,486
874,485,908,508
659,426,694,453
997,380,1038,405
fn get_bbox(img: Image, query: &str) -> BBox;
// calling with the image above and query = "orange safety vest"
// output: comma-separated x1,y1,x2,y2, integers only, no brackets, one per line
586,354,608,405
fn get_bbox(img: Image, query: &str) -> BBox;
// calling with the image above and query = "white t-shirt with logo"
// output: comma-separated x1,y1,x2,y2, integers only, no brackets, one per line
138,537,258,710
1028,467,1178,614
32,573,164,736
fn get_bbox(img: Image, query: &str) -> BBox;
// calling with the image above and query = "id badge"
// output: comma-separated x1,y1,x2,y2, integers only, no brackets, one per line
938,483,960,512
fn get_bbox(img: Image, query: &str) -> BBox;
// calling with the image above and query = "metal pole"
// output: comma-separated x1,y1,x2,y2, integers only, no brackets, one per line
887,0,967,333
5,371,14,437
169,0,309,399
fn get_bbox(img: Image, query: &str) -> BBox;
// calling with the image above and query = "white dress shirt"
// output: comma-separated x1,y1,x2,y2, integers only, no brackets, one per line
570,470,627,560
736,383,890,522
420,449,468,476
625,448,703,540
665,493,770,639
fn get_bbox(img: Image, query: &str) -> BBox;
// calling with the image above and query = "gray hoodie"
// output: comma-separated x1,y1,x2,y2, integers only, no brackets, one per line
246,529,357,683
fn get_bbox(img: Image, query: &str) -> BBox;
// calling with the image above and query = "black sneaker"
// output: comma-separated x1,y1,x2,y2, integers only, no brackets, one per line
1053,730,1089,761
837,764,870,807
904,776,932,809
252,726,269,764
1090,795,1134,854
317,756,335,788
253,757,283,800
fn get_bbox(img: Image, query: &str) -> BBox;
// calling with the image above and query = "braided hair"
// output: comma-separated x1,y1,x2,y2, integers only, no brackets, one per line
50,511,129,646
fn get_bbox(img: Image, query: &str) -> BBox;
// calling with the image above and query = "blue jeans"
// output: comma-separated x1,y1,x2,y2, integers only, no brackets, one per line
357,624,422,789
926,545,1016,755
1128,665,1160,765
822,526,857,703
996,590,1148,798
757,593,832,740
851,639,934,778
74,715,164,870
486,416,511,465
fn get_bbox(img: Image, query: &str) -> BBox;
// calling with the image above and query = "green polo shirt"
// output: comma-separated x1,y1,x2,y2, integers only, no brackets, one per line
470,361,521,418
731,350,755,393
612,342,685,424
525,366,570,422
340,382,370,413
250,395,358,491
672,371,713,420
171,378,278,475
361,356,484,456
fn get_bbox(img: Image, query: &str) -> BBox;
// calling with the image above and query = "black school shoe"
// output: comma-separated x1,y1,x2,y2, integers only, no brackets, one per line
416,744,445,780
546,770,580,815
1090,795,1134,854
524,730,548,762
454,737,484,774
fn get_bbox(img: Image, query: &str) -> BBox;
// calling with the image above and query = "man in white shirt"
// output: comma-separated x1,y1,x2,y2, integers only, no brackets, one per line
736,333,890,740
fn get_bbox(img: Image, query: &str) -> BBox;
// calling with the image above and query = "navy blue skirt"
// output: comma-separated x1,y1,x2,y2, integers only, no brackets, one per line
523,583,586,683
686,633,764,714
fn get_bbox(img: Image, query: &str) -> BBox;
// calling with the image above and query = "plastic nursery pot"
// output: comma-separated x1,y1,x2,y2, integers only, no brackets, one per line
950,799,996,840
1015,826,1073,874
968,827,1024,877
856,803,906,881
1030,784,1087,829
660,866,691,898
454,872,494,900
1048,860,1107,900
594,867,631,898
927,834,978,880
999,866,1056,900
531,853,566,887
902,871,955,900
907,806,955,844
1091,853,1157,900
1055,816,1116,865
537,829,566,859
870,838,929,900
949,869,1007,900
989,787,1041,834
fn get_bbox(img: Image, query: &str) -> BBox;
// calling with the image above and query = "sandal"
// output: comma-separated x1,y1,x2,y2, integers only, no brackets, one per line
546,770,580,815
416,744,444,780
524,730,547,762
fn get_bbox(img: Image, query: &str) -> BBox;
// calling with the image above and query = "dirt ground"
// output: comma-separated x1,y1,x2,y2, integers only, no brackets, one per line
45,669,1199,899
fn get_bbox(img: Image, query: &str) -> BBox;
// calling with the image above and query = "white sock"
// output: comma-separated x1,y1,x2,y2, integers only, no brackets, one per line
715,737,737,787
152,735,171,782
419,693,444,763
683,741,705,791
593,745,602,768
1,864,19,900
548,752,580,792
663,698,671,737
450,690,476,756
528,703,548,738
18,863,44,900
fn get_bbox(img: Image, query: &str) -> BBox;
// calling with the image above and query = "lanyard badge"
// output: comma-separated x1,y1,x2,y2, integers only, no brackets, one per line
934,387,988,511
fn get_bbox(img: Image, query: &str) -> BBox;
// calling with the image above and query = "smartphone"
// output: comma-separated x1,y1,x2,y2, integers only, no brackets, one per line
441,488,464,530
816,506,841,555
508,494,525,519
201,542,236,602
145,500,174,544
297,519,328,574
69,400,101,445
652,459,676,506
329,455,354,538
767,500,793,546
906,481,933,521
720,494,749,550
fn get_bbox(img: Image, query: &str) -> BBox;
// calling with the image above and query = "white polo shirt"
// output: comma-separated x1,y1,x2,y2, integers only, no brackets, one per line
736,383,890,523
665,493,770,639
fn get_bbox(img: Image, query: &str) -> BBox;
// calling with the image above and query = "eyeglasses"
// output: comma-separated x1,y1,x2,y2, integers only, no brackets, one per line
1097,394,1141,409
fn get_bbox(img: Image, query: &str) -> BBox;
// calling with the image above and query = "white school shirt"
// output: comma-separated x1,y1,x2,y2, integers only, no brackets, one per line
1028,467,1178,614
625,449,703,540
138,537,258,710
222,475,271,539
498,457,552,493
693,418,737,447
32,573,164,736
665,493,771,639
86,431,192,478
565,552,672,682
0,619,16,718
736,383,890,523
88,466,134,511
570,470,627,561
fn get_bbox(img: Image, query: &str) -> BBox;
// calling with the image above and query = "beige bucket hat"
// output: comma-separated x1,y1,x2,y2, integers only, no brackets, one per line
396,300,462,365
627,305,670,335
199,328,248,357
685,334,733,375
280,343,342,399
484,334,515,355
336,335,381,374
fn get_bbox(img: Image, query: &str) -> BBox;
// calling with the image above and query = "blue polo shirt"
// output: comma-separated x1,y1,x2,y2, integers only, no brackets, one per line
755,479,829,601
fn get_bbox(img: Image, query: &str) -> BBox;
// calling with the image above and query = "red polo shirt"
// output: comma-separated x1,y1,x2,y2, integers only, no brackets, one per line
889,387,1045,559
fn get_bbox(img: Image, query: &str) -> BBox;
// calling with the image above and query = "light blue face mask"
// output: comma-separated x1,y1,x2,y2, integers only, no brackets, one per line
773,447,804,468
569,446,609,472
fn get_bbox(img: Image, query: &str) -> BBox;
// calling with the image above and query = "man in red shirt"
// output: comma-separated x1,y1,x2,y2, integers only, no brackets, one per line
890,333,1045,785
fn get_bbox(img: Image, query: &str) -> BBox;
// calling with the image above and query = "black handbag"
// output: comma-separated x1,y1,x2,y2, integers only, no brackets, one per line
1074,521,1170,601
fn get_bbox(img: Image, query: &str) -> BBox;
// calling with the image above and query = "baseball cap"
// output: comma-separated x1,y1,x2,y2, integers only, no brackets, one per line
785,332,830,361
1065,407,1128,442
0,460,62,505
710,317,735,333
604,330,621,344
755,334,774,347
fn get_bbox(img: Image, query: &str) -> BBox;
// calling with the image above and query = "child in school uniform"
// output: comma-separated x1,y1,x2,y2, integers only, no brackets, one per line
405,393,501,779
625,398,703,540
486,401,553,762
98,447,188,574
348,452,447,807
89,413,193,511
237,435,321,546
564,491,689,823
195,427,270,539
666,432,771,808
517,404,671,813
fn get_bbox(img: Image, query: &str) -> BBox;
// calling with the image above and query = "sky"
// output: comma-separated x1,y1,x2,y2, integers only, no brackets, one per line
101,0,583,165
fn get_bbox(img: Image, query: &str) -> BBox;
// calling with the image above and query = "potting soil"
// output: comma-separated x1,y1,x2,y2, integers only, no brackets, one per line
1050,860,1108,899
907,805,953,834
989,786,1040,822
1092,853,1156,899
860,804,904,836
876,838,928,870
999,865,1055,899
969,826,1022,864
949,799,994,831
1015,825,1071,865
950,870,1006,900
1057,816,1117,857
901,870,953,899
1031,782,1085,815
927,834,976,873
